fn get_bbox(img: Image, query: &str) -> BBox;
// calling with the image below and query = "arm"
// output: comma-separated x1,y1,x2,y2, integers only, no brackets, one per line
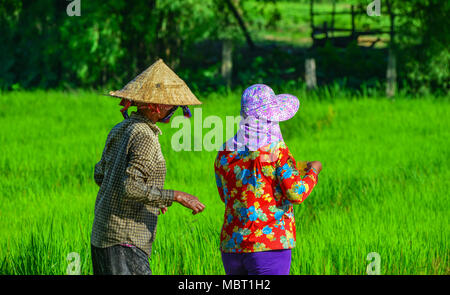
94,136,110,187
275,147,319,204
214,155,226,203
94,131,113,187
122,130,174,208
94,157,105,187
215,172,226,203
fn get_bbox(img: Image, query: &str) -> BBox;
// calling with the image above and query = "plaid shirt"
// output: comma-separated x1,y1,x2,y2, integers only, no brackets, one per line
91,111,174,256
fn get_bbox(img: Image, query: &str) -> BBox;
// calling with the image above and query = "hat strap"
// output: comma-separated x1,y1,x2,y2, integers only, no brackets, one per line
160,106,178,123
181,106,192,118
119,99,132,119
159,106,192,124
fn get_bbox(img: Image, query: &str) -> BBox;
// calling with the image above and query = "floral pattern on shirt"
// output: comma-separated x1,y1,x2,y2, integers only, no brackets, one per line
214,141,318,253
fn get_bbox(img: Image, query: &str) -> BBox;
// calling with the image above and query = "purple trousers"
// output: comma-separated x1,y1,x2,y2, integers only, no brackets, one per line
221,249,292,275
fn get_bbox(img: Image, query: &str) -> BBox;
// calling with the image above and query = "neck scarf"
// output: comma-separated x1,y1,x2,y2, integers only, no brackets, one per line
159,106,192,123
225,115,283,152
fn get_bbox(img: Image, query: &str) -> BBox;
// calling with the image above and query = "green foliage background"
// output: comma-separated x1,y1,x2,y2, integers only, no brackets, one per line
0,0,448,276
0,0,448,94
0,90,448,274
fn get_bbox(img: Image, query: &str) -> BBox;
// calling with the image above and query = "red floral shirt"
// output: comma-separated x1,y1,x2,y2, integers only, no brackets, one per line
214,141,319,253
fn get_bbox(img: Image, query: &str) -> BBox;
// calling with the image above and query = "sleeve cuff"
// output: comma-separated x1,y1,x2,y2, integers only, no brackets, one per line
309,167,318,174
160,188,175,207
305,168,319,184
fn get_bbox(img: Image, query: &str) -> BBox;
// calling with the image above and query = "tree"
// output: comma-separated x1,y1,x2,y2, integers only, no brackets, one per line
394,0,449,94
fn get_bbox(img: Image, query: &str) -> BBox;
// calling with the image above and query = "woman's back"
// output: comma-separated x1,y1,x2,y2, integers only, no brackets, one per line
214,141,318,253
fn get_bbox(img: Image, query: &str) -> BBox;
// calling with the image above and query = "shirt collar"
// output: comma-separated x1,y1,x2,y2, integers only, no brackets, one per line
129,111,162,136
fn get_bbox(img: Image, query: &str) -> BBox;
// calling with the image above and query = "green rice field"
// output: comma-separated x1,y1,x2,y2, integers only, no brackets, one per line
0,89,448,275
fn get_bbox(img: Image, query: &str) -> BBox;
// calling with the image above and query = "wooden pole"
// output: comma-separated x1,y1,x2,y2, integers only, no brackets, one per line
386,0,396,97
221,39,233,88
386,49,396,97
307,0,317,91
305,58,317,90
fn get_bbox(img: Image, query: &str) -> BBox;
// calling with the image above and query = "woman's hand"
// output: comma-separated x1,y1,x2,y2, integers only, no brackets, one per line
160,207,168,215
305,161,323,174
174,191,206,215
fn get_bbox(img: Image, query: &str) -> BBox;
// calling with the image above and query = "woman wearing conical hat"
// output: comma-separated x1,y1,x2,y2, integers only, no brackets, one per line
90,59,205,275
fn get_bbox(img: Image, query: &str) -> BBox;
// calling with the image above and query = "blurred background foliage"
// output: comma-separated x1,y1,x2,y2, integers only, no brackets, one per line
0,0,448,95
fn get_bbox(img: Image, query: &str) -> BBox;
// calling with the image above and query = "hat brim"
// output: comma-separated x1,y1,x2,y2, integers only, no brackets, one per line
106,59,202,106
252,94,299,122
108,90,202,106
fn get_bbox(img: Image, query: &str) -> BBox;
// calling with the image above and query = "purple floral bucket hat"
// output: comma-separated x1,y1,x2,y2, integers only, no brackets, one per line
240,84,300,121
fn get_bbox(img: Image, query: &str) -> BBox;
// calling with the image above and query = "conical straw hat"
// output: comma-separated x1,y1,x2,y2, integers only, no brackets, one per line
108,59,202,105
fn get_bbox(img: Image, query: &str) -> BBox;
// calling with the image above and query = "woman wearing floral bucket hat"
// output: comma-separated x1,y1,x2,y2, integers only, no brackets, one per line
91,59,205,275
214,84,323,275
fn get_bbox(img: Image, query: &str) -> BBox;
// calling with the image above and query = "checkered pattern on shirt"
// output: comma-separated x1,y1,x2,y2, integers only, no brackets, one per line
91,111,174,256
